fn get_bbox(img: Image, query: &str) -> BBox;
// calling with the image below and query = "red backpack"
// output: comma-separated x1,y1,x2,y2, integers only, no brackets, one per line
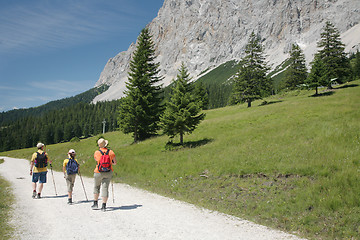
98,149,111,172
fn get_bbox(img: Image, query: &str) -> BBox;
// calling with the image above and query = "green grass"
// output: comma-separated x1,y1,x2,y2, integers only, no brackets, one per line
2,81,360,239
0,159,15,239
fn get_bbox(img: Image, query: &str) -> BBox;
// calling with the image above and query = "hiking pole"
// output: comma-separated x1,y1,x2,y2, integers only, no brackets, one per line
111,181,115,203
50,164,58,196
78,169,88,201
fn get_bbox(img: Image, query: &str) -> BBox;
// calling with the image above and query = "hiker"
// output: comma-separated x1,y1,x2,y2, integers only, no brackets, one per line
91,138,117,211
63,149,79,204
30,143,51,199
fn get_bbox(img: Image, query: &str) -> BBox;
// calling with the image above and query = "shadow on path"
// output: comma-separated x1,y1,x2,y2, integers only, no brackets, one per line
106,204,143,212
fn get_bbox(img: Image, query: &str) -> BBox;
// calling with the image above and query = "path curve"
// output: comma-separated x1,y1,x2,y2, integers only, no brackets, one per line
0,157,305,240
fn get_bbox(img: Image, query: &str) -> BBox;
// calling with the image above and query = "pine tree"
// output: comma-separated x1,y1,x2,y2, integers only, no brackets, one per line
118,28,163,142
317,21,351,88
160,64,205,145
229,32,271,107
193,81,209,110
307,56,327,95
285,43,307,89
353,51,360,79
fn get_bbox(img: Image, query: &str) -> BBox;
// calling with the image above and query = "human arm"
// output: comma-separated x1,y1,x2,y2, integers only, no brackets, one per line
112,156,117,165
30,153,36,175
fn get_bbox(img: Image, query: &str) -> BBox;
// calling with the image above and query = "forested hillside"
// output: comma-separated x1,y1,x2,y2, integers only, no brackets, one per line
0,85,109,125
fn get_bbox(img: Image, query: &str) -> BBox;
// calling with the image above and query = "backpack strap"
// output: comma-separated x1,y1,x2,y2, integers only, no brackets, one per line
99,149,104,155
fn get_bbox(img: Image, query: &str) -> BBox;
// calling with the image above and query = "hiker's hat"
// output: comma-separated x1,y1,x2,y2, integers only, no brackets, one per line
37,142,44,149
97,138,108,148
68,149,76,154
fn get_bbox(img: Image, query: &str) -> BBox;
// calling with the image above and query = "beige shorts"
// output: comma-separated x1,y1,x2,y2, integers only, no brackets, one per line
93,172,113,198
65,174,76,192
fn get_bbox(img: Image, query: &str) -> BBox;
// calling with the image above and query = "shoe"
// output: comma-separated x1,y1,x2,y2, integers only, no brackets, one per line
68,198,73,204
36,193,41,199
32,191,36,199
101,203,106,212
91,201,98,210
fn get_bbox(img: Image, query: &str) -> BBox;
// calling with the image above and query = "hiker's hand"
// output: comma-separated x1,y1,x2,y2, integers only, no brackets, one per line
30,170,32,176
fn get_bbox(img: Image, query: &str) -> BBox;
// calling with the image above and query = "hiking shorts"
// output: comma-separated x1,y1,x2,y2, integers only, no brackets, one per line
93,171,113,198
65,174,76,192
32,171,47,183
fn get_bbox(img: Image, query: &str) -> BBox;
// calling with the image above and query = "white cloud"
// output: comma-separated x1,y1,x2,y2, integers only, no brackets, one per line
29,79,93,94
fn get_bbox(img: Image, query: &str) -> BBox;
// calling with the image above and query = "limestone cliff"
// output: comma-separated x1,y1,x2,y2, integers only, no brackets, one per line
93,0,360,102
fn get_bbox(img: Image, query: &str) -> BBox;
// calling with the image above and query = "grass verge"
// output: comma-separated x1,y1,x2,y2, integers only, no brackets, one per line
0,158,15,239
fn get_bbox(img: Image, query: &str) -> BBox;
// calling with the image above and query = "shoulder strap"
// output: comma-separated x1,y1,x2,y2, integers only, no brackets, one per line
99,149,104,155
105,149,110,155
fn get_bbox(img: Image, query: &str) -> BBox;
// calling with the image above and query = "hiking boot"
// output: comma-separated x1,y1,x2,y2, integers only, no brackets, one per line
91,201,98,210
101,203,106,212
68,198,73,204
36,193,41,199
32,191,36,199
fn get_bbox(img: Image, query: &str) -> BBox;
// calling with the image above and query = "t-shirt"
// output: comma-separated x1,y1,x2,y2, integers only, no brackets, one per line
31,150,49,173
93,148,116,173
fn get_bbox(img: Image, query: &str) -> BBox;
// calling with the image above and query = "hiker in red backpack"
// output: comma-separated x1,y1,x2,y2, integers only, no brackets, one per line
30,143,52,199
91,138,117,211
63,149,79,204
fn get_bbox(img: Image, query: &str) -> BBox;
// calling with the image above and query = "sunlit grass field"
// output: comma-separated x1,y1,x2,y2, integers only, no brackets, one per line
2,80,360,239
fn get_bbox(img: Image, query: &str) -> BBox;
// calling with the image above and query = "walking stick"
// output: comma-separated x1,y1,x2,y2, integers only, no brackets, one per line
50,164,58,196
78,169,88,201
111,180,115,203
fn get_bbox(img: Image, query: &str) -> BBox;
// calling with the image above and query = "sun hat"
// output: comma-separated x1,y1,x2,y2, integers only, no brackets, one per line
68,149,76,154
97,138,108,148
37,143,44,149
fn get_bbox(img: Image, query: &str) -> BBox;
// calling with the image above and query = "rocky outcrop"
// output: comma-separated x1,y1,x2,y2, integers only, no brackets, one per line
93,0,360,102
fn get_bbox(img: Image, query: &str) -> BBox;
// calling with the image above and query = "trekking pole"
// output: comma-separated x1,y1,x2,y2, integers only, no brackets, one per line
111,180,114,203
50,164,58,196
78,169,88,201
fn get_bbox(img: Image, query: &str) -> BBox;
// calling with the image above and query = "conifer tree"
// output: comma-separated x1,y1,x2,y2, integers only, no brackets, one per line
160,64,205,145
317,21,351,88
229,32,271,107
353,51,360,79
307,56,327,95
285,43,307,89
118,28,163,142
193,81,209,110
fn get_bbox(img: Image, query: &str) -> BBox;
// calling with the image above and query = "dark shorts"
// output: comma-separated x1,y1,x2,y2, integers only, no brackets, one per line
32,171,47,183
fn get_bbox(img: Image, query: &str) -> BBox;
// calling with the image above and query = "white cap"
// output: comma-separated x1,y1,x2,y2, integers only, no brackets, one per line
37,143,44,149
68,149,76,154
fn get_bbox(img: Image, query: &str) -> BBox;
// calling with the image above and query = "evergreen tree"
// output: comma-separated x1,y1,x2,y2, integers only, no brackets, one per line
118,28,163,142
307,56,327,95
160,64,205,145
353,51,360,79
285,43,307,89
229,32,271,107
193,81,209,110
317,21,351,88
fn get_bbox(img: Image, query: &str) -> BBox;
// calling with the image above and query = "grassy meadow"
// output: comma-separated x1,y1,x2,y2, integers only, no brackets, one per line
0,158,15,239
2,81,360,239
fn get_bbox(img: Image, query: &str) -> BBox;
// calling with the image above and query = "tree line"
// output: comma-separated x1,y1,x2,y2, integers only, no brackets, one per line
0,101,120,152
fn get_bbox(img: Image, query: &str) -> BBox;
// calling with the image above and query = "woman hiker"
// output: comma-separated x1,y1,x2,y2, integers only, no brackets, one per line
63,149,79,204
91,138,117,211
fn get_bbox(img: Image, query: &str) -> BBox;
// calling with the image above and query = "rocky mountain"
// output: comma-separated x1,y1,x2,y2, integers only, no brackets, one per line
93,0,360,103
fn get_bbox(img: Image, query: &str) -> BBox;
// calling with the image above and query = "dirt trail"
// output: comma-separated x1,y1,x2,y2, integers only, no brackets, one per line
0,157,305,240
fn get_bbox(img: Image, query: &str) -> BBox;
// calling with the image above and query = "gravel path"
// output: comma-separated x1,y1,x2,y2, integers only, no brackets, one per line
0,157,306,240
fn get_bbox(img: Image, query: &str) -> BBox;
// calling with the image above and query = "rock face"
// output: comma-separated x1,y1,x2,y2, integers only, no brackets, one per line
93,0,360,103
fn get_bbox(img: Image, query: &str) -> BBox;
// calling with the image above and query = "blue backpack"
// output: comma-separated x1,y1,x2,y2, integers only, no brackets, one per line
66,158,79,175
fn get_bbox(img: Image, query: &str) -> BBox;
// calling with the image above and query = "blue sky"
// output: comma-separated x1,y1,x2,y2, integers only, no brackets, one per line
0,0,164,112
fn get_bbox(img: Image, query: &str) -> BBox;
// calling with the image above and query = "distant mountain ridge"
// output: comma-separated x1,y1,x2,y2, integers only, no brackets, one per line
93,0,360,103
